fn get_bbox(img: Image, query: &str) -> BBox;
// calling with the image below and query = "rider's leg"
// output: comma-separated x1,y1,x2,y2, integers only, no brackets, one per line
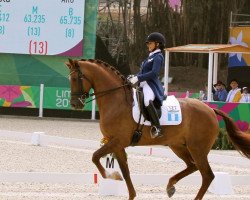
146,100,162,138
142,83,162,138
142,82,155,107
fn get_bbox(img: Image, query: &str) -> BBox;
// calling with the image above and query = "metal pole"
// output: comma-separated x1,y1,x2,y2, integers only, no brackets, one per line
91,95,96,120
39,84,44,117
164,50,170,95
230,11,233,27
213,53,218,85
207,52,214,102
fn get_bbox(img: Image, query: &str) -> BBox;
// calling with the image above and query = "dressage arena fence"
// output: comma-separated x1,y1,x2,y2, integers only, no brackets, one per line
0,130,249,196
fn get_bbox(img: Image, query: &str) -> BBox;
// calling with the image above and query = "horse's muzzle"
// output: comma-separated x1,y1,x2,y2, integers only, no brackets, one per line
70,99,83,110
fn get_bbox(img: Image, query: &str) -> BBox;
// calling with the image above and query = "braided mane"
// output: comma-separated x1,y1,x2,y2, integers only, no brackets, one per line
80,59,127,82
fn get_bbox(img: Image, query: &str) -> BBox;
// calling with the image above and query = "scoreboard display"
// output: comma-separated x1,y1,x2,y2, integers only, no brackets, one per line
0,0,85,56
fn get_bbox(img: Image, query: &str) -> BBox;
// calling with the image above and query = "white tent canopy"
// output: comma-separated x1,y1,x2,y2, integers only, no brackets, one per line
164,44,250,101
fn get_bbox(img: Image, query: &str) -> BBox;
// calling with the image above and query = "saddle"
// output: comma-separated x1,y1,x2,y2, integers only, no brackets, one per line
132,89,182,126
135,87,162,121
131,88,182,145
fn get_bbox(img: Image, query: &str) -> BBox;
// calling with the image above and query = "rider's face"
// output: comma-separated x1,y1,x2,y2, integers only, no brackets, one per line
146,42,158,52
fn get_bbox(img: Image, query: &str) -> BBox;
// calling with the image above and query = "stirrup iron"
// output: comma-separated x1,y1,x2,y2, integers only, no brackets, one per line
150,126,163,138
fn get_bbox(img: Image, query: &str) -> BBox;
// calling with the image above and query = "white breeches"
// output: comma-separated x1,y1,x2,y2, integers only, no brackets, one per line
140,81,155,106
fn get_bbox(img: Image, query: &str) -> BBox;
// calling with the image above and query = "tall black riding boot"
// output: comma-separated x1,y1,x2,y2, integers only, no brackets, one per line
146,101,163,138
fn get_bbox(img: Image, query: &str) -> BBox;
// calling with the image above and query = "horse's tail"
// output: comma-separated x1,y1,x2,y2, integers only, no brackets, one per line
213,108,250,158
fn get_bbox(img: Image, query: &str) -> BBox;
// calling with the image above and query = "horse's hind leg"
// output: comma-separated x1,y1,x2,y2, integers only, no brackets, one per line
167,145,197,197
115,148,136,200
189,148,215,200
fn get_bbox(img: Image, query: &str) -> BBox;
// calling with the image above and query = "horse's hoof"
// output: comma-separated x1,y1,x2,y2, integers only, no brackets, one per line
167,186,176,198
108,171,123,181
128,195,136,200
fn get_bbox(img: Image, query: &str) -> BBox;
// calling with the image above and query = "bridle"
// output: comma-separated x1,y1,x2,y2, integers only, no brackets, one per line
69,68,91,105
69,68,130,106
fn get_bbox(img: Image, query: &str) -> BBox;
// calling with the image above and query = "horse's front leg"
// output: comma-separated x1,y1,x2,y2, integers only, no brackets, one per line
92,138,122,180
115,148,136,200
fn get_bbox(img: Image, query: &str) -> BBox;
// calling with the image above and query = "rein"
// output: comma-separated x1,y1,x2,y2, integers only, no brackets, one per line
79,82,130,106
69,69,130,106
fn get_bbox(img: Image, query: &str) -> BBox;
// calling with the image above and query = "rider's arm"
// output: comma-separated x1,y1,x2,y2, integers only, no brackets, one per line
137,55,163,82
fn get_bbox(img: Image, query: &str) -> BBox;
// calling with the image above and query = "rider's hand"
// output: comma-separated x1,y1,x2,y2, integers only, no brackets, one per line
128,76,138,85
127,74,134,80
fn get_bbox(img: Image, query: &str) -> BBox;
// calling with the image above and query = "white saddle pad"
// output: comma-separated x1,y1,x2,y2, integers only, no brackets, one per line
132,89,182,126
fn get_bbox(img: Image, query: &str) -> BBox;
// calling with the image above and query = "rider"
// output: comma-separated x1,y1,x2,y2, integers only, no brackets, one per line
128,32,165,138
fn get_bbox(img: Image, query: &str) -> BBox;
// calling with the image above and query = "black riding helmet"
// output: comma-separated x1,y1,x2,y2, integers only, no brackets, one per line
146,32,166,50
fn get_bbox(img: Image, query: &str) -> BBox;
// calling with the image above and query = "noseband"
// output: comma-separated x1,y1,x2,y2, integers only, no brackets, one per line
69,68,130,106
69,68,91,105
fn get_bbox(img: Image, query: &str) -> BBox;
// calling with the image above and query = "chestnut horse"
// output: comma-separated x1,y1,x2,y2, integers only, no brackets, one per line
66,59,250,200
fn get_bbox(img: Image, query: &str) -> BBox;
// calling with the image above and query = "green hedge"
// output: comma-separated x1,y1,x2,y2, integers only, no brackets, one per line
212,128,234,150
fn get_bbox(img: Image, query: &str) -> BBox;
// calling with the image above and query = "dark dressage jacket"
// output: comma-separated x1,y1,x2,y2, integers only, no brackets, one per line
137,51,164,106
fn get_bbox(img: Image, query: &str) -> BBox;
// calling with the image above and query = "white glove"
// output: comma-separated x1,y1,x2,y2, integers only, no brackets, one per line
127,74,134,80
128,76,138,84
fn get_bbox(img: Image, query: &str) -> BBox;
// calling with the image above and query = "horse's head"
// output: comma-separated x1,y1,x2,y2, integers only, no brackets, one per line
66,59,92,110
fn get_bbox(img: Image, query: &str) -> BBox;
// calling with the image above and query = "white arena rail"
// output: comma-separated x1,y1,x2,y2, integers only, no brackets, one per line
0,130,249,167
0,172,249,186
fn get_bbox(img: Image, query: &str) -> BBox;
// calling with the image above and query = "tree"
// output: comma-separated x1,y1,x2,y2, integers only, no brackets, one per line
97,0,247,73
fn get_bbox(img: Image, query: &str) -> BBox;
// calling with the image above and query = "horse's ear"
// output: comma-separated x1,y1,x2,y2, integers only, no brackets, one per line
65,61,71,69
65,58,74,69
68,58,74,65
